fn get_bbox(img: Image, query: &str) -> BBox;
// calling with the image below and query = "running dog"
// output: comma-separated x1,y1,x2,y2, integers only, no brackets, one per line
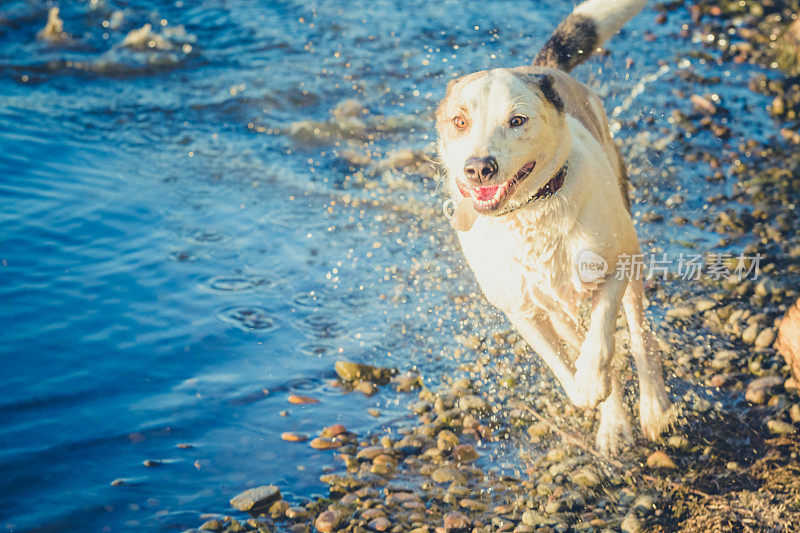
435,0,672,454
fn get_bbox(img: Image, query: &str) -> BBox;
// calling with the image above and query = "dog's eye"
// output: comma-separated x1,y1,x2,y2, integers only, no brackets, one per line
509,115,528,128
452,116,468,130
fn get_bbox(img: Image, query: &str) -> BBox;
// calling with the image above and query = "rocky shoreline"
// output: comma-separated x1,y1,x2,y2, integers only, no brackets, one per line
188,1,800,532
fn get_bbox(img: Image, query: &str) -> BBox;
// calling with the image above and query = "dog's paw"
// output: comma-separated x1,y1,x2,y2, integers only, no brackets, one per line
596,415,634,456
639,388,674,441
571,356,610,409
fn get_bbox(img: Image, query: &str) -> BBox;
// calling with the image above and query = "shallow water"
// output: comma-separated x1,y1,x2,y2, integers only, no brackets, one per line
0,1,775,531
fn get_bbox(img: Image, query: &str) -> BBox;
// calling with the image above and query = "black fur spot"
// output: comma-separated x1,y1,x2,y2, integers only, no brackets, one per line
537,74,564,112
533,14,598,73
511,72,564,113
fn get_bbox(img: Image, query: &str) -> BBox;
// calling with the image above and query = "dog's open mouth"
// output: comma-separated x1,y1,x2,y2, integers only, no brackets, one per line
459,160,536,213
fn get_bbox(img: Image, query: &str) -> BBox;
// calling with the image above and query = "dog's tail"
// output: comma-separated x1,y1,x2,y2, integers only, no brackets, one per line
533,0,647,73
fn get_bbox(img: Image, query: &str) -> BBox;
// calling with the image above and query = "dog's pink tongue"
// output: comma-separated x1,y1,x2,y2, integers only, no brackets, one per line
473,185,499,201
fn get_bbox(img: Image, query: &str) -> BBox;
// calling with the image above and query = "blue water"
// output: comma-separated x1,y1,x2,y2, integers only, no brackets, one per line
0,1,774,531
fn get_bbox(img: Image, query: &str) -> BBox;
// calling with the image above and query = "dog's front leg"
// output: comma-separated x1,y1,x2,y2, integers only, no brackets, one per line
572,274,628,409
506,312,579,404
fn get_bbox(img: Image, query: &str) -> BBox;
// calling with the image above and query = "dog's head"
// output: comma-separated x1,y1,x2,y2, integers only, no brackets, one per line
435,68,570,215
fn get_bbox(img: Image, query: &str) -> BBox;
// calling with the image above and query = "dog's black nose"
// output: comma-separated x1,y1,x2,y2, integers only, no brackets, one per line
463,156,498,184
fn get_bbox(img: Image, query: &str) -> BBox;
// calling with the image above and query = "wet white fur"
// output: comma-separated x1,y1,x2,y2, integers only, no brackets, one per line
435,1,672,454
574,0,648,44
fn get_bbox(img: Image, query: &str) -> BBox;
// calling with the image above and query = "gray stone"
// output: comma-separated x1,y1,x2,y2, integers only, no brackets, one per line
229,485,281,515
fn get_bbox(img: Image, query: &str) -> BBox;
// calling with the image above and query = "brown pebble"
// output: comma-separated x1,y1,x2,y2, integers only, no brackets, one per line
309,437,342,450
646,450,677,469
368,516,392,531
281,432,309,442
745,376,784,405
321,424,347,438
443,511,470,530
230,485,281,515
690,94,717,115
790,404,800,423
288,394,320,405
285,506,310,520
356,446,385,461
452,444,479,463
315,509,342,532
361,508,386,520
372,453,396,466
355,380,378,396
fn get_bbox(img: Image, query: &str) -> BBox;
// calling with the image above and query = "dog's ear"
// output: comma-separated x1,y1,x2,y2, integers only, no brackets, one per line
512,72,564,113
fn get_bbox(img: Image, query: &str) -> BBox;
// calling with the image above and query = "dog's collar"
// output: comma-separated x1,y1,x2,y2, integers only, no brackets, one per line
495,162,568,215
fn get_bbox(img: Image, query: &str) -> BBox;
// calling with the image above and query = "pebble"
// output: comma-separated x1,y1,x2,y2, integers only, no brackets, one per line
790,403,800,423
695,298,717,312
393,372,422,392
319,474,365,490
309,437,343,450
646,450,677,469
355,380,378,396
521,510,547,526
459,498,488,511
633,494,655,512
544,500,565,514
690,94,717,114
269,500,290,519
288,394,320,405
443,511,470,530
621,513,642,533
229,485,281,514
285,506,311,520
527,421,550,439
368,516,392,531
437,430,459,451
666,305,694,319
315,509,342,532
667,435,690,450
200,519,223,531
742,323,760,344
755,327,776,348
571,467,601,488
335,360,395,384
767,419,795,435
452,444,479,463
357,446,385,461
432,466,466,484
321,424,347,438
745,376,784,405
711,350,739,370
458,395,488,412
281,432,309,442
